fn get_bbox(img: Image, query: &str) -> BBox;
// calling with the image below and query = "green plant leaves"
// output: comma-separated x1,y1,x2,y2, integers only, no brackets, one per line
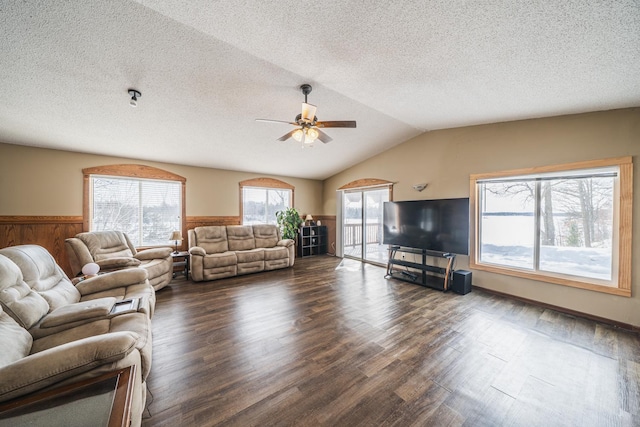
276,207,303,240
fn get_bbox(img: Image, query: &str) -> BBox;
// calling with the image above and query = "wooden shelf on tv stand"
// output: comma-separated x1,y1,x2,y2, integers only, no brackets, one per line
385,246,455,291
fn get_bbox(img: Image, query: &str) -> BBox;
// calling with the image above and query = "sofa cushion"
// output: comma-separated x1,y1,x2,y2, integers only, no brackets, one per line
237,260,264,275
0,255,50,329
227,226,256,251
203,252,237,269
0,308,33,368
202,266,237,281
195,226,229,254
263,246,289,261
0,245,81,311
263,246,290,271
138,258,168,280
77,231,134,260
235,248,264,264
235,242,264,275
253,224,280,248
264,258,290,271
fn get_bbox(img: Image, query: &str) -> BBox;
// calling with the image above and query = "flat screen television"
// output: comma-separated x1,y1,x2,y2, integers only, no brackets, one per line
383,198,470,255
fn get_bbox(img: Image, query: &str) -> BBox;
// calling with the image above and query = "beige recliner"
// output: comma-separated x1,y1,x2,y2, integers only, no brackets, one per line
65,230,173,291
0,253,152,426
0,244,156,318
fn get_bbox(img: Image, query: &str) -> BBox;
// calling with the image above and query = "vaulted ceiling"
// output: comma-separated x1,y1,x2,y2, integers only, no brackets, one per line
1,1,638,180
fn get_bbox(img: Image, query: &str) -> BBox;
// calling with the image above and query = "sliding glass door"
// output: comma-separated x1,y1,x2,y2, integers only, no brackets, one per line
342,188,389,264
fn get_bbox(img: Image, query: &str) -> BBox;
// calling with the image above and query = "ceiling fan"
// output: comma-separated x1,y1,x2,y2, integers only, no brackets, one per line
256,84,356,145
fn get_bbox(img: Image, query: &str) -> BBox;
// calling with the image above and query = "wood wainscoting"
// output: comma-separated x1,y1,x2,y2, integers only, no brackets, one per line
0,215,242,277
0,216,84,277
185,216,241,229
0,215,331,276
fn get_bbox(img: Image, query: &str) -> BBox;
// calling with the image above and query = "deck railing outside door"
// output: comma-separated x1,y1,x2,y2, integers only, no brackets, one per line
343,222,383,248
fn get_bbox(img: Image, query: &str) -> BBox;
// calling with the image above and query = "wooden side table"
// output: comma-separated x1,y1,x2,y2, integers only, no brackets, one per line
171,251,190,279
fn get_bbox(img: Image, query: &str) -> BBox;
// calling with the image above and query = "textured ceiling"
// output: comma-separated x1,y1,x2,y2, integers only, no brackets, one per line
1,1,638,180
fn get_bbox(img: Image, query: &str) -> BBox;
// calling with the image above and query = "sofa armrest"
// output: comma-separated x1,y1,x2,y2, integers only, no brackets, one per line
0,331,139,402
94,257,141,271
189,246,206,257
76,268,149,295
277,239,295,248
39,298,117,328
134,247,172,261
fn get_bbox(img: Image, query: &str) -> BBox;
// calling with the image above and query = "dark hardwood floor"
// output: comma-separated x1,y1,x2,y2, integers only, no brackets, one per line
143,256,640,426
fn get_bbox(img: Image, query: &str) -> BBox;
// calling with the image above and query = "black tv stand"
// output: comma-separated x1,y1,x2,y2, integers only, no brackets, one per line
385,246,455,291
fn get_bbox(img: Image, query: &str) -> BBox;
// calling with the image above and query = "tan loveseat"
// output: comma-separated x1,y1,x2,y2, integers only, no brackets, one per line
0,246,154,426
65,230,173,291
188,224,295,282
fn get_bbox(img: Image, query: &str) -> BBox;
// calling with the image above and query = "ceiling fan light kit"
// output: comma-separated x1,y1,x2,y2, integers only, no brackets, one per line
292,127,318,146
256,84,356,146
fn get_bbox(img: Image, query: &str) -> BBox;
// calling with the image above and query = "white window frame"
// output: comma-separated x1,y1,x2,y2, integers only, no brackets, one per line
470,157,632,297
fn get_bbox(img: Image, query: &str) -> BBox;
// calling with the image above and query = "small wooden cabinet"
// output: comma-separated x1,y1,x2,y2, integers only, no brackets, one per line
297,226,327,257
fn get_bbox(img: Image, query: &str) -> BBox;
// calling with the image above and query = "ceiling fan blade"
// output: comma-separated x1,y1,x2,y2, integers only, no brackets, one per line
277,129,298,141
301,103,317,121
316,121,357,128
256,119,297,125
316,129,333,144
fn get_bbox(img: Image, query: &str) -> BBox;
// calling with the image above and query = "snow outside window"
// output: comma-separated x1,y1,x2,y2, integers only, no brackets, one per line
471,157,633,296
478,170,616,283
90,175,181,247
242,186,291,225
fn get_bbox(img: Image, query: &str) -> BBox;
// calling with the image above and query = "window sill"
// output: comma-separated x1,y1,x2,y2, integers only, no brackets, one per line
470,261,631,297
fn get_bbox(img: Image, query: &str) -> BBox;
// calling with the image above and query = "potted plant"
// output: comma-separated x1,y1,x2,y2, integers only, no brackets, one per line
276,207,303,240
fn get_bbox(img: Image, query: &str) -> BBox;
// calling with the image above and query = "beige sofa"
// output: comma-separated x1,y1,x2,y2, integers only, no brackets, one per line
188,224,295,282
65,230,173,291
0,246,153,426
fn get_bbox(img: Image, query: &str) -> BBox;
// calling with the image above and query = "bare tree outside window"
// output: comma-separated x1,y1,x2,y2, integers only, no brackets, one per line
471,158,632,295
91,176,181,246
539,177,613,279
242,187,291,225
479,173,615,281
480,182,535,270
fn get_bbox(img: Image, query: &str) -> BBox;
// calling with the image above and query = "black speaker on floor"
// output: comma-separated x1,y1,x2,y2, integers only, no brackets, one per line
451,270,472,295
